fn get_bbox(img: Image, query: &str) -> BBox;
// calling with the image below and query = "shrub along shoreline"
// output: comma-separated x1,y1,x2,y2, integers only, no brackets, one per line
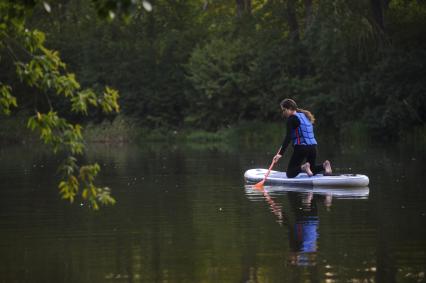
2,114,424,147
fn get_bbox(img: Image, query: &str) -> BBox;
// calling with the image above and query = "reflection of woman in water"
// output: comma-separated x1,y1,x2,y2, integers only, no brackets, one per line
287,192,319,266
255,188,332,266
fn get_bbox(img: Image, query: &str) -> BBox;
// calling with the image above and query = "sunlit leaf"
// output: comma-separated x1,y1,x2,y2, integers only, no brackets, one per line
142,1,152,12
43,2,51,13
109,10,115,20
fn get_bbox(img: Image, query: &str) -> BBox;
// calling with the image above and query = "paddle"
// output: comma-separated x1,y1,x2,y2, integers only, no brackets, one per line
254,148,281,188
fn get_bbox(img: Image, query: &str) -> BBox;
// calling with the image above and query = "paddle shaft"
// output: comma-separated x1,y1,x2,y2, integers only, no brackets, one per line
255,148,282,187
263,160,276,181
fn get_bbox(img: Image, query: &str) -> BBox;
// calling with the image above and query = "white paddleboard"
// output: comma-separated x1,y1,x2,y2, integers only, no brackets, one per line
244,168,369,187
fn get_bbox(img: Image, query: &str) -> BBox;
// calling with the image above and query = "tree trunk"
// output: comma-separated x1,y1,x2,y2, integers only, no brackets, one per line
236,0,252,17
286,0,299,42
305,0,313,30
370,0,386,32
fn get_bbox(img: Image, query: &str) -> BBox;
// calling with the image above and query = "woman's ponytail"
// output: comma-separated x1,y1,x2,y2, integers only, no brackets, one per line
297,108,316,124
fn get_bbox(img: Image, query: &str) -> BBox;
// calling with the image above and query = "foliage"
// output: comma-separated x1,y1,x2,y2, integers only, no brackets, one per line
0,1,120,209
83,114,137,143
1,0,426,160
0,83,17,115
185,38,255,130
362,49,426,135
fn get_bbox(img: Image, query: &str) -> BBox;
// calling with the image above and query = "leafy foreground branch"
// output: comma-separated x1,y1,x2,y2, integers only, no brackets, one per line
0,3,119,209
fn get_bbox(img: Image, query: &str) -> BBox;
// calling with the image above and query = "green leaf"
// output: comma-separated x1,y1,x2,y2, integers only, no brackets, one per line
0,83,17,115
100,87,120,113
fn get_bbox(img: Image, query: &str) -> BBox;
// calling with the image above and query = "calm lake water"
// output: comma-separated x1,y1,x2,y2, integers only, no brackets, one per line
0,138,425,283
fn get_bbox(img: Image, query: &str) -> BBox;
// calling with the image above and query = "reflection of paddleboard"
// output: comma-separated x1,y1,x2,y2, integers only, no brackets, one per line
244,185,370,199
244,169,369,187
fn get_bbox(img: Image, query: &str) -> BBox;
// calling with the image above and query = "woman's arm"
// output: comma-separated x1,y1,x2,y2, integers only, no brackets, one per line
278,115,300,155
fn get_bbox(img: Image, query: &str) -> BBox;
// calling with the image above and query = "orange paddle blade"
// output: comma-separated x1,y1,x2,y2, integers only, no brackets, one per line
254,149,281,189
254,180,265,188
254,161,275,188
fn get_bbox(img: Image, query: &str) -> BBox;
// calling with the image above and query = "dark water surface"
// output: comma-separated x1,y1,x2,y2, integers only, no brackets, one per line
0,140,425,283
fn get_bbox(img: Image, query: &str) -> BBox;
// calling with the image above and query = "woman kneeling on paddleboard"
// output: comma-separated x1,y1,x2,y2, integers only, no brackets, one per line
273,98,332,178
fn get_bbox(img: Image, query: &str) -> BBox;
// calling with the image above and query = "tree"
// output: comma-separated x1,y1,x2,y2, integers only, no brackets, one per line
0,0,130,209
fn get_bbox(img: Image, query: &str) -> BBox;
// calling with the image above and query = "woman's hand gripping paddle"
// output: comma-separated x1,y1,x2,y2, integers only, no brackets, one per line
254,149,281,189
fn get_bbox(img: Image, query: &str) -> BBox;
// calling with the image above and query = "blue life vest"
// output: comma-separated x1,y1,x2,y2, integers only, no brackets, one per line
291,112,317,145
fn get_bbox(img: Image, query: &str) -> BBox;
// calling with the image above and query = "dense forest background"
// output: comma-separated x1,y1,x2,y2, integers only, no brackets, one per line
2,0,426,140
